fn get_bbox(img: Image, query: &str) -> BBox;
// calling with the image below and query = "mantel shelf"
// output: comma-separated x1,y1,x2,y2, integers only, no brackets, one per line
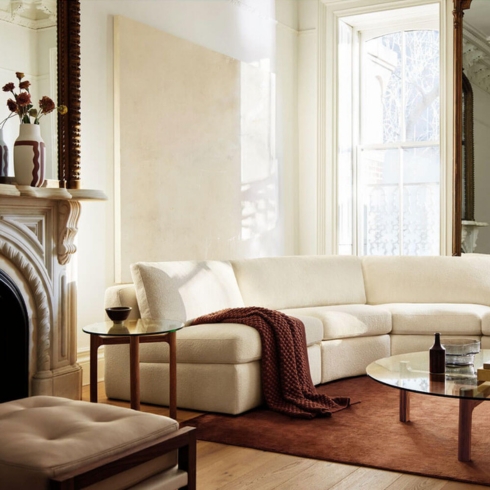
0,184,107,201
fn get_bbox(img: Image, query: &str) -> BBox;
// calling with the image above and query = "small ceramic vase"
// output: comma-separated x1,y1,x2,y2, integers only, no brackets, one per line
14,124,45,187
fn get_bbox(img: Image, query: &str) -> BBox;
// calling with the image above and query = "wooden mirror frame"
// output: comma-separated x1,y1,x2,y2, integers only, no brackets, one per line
453,0,472,255
462,72,474,222
57,0,81,190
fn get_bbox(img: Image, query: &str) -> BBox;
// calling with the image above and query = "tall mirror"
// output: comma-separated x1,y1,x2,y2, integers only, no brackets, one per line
454,0,490,254
461,0,490,253
0,0,81,189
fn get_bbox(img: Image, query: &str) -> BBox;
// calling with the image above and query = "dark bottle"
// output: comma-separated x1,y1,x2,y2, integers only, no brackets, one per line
429,332,446,374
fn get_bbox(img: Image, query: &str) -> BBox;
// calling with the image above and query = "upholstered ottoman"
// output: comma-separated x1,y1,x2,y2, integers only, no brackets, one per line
0,396,196,490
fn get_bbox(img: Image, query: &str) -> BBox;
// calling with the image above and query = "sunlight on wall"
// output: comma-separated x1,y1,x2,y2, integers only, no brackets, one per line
240,59,278,242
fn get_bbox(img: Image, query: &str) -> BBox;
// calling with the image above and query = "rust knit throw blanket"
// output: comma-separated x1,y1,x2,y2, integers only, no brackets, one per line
190,307,351,419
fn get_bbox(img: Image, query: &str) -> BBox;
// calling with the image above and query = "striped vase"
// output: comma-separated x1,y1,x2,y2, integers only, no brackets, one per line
14,124,45,187
0,129,8,183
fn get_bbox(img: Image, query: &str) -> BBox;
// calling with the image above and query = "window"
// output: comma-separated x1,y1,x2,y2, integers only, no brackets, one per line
337,6,440,256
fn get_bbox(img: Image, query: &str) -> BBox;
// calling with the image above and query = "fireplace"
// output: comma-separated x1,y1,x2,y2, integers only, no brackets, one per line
0,186,84,400
0,270,28,402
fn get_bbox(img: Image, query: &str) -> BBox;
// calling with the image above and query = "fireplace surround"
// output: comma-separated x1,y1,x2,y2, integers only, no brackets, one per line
0,184,104,401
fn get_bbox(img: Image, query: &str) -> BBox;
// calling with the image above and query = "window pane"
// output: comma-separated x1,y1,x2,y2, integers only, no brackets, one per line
364,33,402,144
359,149,400,255
402,146,440,255
404,30,440,142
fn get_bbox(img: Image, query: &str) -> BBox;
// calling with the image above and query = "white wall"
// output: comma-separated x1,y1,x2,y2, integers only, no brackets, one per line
77,0,299,372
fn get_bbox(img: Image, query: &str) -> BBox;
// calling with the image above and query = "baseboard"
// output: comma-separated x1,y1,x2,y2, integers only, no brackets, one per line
77,348,105,386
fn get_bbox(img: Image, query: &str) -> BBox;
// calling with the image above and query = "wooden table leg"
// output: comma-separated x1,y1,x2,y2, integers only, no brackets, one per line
168,331,177,420
400,390,410,422
458,398,483,462
89,335,103,403
129,336,140,410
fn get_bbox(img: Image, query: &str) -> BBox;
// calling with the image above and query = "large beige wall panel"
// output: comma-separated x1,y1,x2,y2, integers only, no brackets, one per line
115,16,242,282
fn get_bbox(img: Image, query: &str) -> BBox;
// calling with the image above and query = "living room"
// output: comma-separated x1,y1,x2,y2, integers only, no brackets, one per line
2,0,490,488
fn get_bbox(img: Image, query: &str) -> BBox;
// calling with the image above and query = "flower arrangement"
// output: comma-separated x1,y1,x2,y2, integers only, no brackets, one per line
0,72,67,129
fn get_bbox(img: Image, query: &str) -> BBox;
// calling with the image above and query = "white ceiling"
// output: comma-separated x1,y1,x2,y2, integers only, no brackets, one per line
465,0,490,40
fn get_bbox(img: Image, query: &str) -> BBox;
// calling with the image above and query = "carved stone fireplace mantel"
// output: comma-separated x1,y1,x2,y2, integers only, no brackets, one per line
0,183,106,400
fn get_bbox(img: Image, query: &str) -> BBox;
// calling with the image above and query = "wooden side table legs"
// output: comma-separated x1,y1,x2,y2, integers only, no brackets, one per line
88,331,178,419
130,336,140,410
168,331,177,420
458,398,483,462
399,390,410,423
89,335,103,403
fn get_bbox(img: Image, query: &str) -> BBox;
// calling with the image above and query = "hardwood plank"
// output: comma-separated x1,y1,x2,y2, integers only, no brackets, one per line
440,482,489,489
329,466,402,489
217,451,318,490
198,444,283,489
274,459,358,490
386,474,446,489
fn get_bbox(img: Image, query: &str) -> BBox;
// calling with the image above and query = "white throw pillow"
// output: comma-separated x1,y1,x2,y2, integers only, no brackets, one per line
130,260,244,322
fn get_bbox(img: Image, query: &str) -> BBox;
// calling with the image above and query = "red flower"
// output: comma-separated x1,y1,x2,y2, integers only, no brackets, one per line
39,96,55,114
2,83,14,92
16,92,31,106
19,80,31,90
7,98,17,113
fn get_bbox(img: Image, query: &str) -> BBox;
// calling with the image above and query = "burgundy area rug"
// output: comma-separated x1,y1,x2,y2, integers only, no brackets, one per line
181,376,490,486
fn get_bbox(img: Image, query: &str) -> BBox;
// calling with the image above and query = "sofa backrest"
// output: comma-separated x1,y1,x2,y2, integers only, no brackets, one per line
362,255,490,306
130,260,244,321
231,255,366,309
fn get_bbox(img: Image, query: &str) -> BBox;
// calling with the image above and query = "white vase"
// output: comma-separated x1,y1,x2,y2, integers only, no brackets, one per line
14,124,45,187
0,128,8,183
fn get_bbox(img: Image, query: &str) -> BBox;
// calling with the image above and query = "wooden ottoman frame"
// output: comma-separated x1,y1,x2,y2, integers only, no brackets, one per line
50,426,196,490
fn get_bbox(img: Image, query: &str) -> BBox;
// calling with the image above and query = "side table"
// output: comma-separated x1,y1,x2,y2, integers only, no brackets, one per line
83,319,184,419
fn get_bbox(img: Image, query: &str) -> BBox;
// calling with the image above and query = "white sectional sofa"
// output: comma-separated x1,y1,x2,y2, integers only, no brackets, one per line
103,254,490,415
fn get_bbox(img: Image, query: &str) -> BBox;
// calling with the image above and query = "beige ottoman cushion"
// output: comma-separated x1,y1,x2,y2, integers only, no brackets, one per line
0,396,180,490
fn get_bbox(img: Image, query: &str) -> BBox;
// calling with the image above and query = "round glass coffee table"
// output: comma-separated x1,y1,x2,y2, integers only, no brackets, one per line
83,318,184,418
367,350,490,462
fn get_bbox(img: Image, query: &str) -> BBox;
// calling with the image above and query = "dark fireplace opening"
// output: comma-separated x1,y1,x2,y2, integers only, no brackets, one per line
0,270,29,402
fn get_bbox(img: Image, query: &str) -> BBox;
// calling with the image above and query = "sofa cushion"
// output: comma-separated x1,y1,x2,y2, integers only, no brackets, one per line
231,255,366,310
380,303,490,335
137,314,323,364
280,304,391,340
362,256,490,306
130,260,244,321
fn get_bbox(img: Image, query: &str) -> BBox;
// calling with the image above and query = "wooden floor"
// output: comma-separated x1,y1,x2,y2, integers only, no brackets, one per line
82,383,488,490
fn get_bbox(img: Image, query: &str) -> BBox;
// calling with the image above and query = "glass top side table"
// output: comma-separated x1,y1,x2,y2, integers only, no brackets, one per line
83,319,184,418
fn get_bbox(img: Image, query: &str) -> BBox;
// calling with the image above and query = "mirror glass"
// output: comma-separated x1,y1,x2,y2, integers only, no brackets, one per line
0,0,57,181
461,1,490,253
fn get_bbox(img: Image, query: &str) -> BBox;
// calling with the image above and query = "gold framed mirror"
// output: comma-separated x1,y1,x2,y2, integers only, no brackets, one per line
57,0,81,189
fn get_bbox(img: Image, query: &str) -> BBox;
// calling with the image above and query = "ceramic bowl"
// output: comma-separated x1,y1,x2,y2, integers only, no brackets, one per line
105,306,132,323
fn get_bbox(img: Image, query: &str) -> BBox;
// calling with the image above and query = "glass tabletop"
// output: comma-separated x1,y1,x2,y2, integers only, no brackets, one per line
83,319,184,336
366,350,490,401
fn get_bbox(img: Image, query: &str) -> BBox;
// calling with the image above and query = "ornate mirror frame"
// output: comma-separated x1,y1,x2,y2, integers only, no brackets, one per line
57,0,81,190
453,0,472,255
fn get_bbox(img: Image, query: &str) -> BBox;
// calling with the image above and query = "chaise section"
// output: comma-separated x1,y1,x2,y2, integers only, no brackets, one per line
104,262,325,413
